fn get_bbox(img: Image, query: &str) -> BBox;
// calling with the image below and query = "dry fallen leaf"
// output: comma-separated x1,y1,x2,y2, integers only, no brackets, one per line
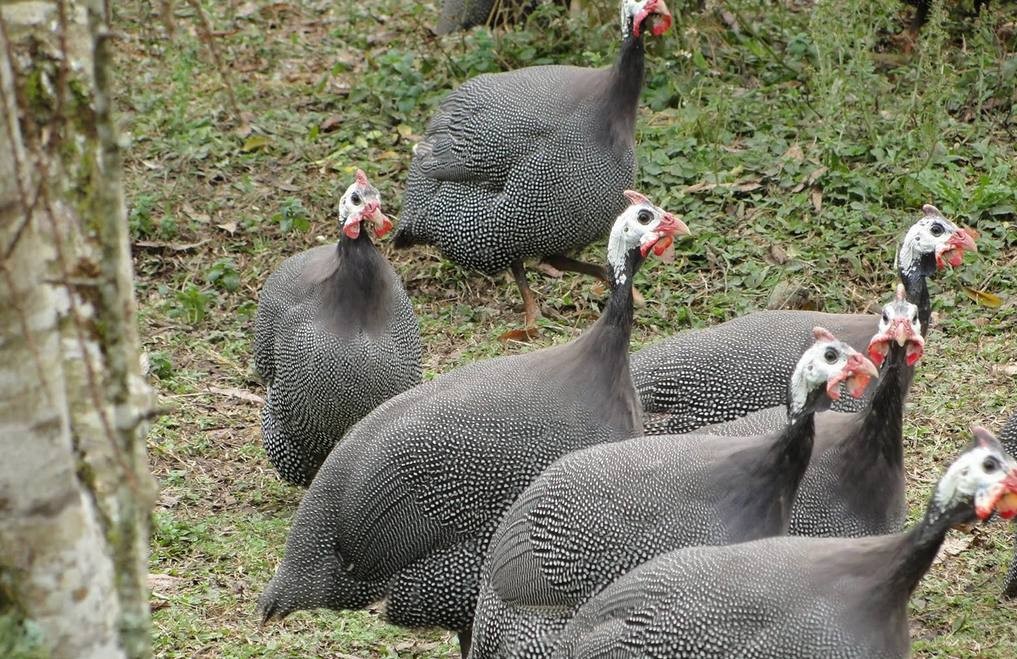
134,239,210,251
208,386,264,405
236,1,259,18
147,573,184,592
320,115,342,133
158,492,180,509
962,287,1003,308
241,134,271,152
683,180,718,194
769,244,789,265
216,221,238,234
991,364,1017,377
933,534,973,565
811,188,823,213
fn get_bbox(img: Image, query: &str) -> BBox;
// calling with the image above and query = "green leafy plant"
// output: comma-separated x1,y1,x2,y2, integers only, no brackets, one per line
148,351,174,380
205,258,240,292
272,197,310,234
128,193,156,237
170,285,213,324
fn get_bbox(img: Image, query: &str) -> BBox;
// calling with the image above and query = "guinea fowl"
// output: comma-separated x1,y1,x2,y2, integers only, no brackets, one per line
435,0,568,34
550,431,1017,659
259,194,688,655
696,287,926,537
435,0,498,34
253,170,422,486
635,205,976,435
1000,411,1017,597
396,0,673,337
470,329,878,658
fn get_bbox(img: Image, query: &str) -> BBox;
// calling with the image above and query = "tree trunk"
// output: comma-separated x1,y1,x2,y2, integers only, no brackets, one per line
0,2,154,658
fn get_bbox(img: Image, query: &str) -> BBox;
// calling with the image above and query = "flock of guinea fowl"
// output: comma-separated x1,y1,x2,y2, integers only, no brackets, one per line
246,2,1016,657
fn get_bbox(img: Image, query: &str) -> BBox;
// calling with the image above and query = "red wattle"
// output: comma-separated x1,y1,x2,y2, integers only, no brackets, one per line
649,13,672,36
652,235,673,256
374,216,393,238
343,218,361,240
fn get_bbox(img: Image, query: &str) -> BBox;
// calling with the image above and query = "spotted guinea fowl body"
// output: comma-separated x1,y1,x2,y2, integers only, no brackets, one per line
254,201,421,487
634,207,975,436
259,198,685,639
435,0,497,34
261,337,638,630
469,334,874,658
550,536,911,659
695,293,923,538
787,355,912,537
471,429,812,658
396,24,647,274
635,311,873,434
550,438,1017,658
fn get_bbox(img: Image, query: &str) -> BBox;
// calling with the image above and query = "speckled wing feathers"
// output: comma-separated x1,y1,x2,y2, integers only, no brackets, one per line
253,244,421,486
315,339,639,596
399,65,634,274
552,537,902,658
632,311,876,435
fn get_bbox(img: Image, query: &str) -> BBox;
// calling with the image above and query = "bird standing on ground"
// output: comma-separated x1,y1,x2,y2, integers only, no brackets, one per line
396,0,673,338
259,194,688,656
253,170,421,486
701,286,927,538
470,328,877,658
635,205,976,435
550,429,1017,658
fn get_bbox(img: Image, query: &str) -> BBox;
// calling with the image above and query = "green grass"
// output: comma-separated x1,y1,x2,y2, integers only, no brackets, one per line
114,0,1017,656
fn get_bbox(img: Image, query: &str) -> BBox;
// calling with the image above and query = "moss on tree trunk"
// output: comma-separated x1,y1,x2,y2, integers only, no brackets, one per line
0,2,154,657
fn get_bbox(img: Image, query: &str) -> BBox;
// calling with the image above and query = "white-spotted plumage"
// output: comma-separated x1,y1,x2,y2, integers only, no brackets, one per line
470,332,874,658
635,209,975,436
694,292,924,540
396,1,672,289
253,174,421,486
259,198,684,639
548,438,1017,658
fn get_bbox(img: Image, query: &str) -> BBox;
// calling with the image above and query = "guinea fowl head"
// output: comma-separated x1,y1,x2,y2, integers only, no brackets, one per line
867,284,925,367
259,551,337,623
620,0,673,40
933,427,1017,523
787,327,879,416
899,204,977,277
338,169,392,240
606,190,689,286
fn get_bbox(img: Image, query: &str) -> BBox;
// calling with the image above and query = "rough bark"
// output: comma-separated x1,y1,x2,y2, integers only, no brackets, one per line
0,1,154,658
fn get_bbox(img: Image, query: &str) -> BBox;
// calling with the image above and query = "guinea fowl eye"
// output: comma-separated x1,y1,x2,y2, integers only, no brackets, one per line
823,348,838,363
881,312,889,323
351,193,362,206
930,222,944,237
983,457,999,473
636,209,653,225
